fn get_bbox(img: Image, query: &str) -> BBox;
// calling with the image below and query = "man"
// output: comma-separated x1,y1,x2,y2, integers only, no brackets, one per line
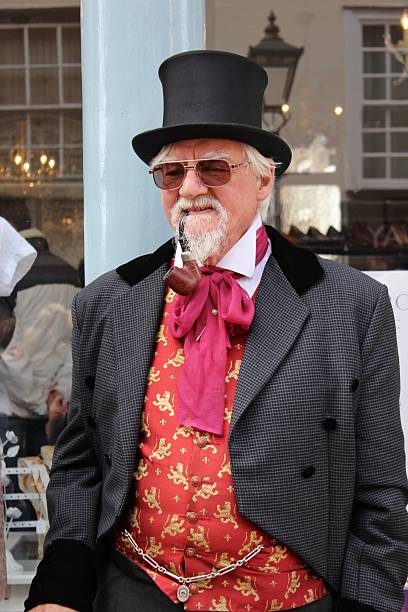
26,51,408,612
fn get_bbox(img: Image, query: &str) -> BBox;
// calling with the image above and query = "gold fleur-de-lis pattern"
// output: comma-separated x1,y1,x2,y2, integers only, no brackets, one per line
115,287,328,610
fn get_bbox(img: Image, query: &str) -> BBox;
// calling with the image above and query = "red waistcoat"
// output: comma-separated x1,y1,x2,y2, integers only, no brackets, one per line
115,287,327,611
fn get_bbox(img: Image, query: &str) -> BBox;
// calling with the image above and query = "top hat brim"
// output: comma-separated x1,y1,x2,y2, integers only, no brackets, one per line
132,123,291,176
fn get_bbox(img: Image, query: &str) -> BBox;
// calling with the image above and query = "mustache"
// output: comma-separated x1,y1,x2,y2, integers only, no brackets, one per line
171,196,223,230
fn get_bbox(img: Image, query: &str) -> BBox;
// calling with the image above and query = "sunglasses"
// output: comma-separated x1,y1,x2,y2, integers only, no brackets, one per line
149,158,250,190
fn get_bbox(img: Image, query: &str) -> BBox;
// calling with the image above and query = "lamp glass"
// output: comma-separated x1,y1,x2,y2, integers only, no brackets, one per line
264,66,289,108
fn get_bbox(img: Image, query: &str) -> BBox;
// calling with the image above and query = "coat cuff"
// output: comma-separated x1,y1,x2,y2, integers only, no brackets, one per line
337,598,378,612
24,539,98,612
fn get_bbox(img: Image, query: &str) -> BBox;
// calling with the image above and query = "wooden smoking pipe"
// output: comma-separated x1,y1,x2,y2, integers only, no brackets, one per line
163,213,202,296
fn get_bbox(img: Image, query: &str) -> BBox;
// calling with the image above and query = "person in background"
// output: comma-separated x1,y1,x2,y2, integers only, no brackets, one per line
0,214,36,602
0,219,80,454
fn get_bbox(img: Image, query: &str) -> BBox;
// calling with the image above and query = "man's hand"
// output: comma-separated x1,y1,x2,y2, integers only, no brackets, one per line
29,606,78,612
47,390,69,420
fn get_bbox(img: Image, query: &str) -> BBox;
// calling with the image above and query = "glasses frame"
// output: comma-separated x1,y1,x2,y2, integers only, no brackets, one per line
149,158,250,190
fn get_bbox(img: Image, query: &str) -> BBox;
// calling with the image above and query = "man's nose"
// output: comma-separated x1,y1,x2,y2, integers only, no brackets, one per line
178,167,208,199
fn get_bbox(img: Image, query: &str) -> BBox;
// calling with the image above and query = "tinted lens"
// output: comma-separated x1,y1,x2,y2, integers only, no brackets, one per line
153,162,185,189
196,159,231,186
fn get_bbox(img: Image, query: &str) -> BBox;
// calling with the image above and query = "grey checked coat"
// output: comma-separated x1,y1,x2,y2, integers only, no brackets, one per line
26,227,408,612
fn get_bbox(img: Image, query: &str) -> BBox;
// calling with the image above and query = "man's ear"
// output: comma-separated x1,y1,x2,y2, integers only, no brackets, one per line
256,165,275,202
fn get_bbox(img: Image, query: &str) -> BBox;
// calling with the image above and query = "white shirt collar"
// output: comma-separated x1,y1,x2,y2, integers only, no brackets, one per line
216,212,262,277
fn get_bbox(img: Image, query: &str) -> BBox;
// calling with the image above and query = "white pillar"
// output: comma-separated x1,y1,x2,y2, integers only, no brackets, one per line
81,0,205,282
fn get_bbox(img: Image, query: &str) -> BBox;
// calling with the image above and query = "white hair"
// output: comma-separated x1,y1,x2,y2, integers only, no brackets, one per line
150,141,278,221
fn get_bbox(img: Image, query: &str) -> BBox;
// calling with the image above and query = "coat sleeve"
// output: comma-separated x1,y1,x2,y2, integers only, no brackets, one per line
339,284,408,612
25,294,101,612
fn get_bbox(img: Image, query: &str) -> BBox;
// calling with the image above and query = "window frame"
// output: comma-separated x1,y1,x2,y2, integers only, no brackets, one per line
344,7,408,190
0,21,82,180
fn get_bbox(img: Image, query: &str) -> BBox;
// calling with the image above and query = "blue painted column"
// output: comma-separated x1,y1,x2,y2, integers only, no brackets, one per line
81,0,205,282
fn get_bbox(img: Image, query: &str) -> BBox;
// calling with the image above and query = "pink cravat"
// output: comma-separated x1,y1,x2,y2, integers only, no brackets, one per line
168,225,269,435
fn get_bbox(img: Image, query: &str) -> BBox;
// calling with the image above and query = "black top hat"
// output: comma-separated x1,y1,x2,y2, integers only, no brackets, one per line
132,50,292,175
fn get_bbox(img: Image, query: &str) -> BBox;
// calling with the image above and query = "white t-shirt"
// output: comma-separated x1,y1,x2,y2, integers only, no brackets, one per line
0,217,36,297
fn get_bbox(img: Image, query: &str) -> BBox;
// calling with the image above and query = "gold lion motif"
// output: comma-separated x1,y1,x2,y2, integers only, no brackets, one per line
239,530,264,555
167,463,189,490
149,437,172,460
213,501,238,529
173,424,194,440
156,324,168,347
161,513,185,539
224,406,232,424
145,536,164,558
165,288,176,303
304,589,318,604
215,551,235,569
134,458,148,480
140,411,151,437
225,359,242,383
284,571,301,599
233,575,260,602
259,546,288,572
142,486,162,514
192,482,219,502
163,349,184,369
210,595,230,611
127,506,141,534
187,525,210,551
152,391,175,416
147,367,160,385
264,600,284,611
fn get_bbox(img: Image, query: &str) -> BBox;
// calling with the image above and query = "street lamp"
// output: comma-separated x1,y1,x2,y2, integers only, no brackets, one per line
248,11,304,133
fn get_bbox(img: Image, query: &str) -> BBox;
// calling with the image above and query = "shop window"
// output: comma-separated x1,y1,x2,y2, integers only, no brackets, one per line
0,21,82,180
345,11,408,189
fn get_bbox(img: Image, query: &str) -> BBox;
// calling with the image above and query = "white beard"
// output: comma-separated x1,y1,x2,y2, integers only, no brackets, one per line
171,196,230,264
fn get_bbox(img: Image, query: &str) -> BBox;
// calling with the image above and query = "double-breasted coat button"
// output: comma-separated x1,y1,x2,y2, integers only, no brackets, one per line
104,453,112,466
185,547,196,558
301,466,315,479
350,378,359,392
84,376,95,390
87,416,96,428
191,475,202,487
322,417,337,432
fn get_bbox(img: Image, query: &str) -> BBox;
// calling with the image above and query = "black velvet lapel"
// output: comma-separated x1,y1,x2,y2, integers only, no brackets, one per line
116,225,324,295
116,237,174,286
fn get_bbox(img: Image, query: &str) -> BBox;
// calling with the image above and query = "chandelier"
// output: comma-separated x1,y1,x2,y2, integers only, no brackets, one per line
0,150,57,184
0,118,57,184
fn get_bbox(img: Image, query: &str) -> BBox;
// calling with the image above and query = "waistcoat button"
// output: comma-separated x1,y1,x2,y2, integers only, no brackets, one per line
191,475,202,487
187,512,199,524
196,437,208,448
211,309,218,316
104,453,112,466
185,547,196,558
189,584,199,593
